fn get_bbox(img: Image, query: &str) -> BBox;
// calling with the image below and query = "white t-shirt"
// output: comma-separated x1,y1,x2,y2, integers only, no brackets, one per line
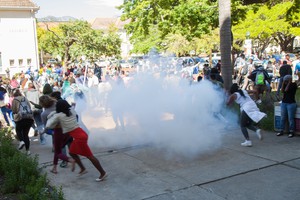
235,90,266,123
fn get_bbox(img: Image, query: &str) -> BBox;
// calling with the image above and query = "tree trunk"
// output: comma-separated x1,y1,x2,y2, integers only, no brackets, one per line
219,0,232,90
275,33,295,53
63,46,71,73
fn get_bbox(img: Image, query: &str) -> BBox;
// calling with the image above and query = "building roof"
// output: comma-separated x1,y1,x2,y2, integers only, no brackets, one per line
37,18,131,32
0,0,39,10
91,18,130,31
37,21,67,30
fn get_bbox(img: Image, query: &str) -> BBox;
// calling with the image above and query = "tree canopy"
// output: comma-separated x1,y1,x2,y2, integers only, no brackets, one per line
37,20,122,65
232,1,300,54
118,0,251,54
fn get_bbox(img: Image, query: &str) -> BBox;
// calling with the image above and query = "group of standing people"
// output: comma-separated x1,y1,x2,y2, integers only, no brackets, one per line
0,68,108,182
227,53,299,146
0,53,299,185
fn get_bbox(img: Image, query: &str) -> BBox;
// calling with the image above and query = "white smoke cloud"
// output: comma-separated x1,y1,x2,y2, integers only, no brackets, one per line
79,62,239,158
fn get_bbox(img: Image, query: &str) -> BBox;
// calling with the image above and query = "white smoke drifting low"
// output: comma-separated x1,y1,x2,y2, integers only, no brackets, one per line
80,72,238,157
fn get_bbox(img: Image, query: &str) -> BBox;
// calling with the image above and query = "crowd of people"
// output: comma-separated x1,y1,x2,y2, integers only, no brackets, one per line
0,53,299,181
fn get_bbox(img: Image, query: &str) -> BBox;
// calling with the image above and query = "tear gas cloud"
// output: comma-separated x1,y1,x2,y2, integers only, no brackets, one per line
78,59,238,158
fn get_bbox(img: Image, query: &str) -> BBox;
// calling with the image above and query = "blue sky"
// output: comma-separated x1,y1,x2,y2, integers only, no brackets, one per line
33,0,123,20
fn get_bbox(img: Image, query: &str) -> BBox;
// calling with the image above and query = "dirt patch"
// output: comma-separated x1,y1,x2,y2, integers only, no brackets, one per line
0,175,19,200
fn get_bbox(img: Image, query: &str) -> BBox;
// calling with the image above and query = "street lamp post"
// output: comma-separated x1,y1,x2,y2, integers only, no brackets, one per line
246,31,250,39
244,31,252,57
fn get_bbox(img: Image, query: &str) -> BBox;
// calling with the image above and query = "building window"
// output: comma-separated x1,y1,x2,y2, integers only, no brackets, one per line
27,59,32,66
19,59,23,66
9,59,14,66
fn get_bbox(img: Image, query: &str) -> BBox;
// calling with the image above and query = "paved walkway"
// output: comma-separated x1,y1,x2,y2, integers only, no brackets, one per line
27,125,300,200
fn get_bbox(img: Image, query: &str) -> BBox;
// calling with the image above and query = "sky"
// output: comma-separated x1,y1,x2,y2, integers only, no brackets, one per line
33,0,123,20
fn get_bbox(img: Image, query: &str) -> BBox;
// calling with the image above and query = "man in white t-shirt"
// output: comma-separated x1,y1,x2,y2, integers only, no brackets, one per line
87,71,99,106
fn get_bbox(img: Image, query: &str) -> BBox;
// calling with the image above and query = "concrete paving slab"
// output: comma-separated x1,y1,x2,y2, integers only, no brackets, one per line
124,145,276,185
28,128,300,200
285,158,300,169
145,186,225,200
45,152,192,200
222,130,300,162
202,165,300,200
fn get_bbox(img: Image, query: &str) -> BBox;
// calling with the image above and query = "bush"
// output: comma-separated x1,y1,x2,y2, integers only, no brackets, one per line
0,128,64,200
258,102,275,131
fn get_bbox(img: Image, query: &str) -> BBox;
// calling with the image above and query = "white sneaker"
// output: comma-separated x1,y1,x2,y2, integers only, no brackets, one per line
241,140,252,147
18,141,25,150
26,151,31,156
256,129,263,140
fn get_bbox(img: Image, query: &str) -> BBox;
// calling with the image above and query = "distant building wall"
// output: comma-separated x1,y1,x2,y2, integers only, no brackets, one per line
91,18,132,59
0,8,39,77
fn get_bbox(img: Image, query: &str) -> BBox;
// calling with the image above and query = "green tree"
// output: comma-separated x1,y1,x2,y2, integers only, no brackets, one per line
119,0,220,53
233,1,300,56
38,20,122,67
119,0,251,55
164,33,190,57
197,28,220,60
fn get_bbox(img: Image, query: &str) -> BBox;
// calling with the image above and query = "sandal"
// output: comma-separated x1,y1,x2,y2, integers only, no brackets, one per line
77,169,88,177
50,169,57,174
96,173,108,182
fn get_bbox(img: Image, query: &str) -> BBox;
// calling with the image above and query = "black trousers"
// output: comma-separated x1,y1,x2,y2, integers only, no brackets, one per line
15,119,34,151
240,111,257,140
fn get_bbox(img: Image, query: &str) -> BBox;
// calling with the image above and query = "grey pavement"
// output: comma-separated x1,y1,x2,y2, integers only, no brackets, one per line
27,127,300,200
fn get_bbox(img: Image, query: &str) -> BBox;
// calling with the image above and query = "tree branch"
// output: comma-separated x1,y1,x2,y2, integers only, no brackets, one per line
44,22,61,40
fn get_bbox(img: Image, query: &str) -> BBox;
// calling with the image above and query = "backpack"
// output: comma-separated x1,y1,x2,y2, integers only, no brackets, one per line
255,70,265,85
15,97,33,119
0,91,4,101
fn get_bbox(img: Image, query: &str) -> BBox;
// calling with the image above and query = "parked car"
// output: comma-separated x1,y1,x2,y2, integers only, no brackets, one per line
272,54,282,63
287,53,297,61
120,60,133,68
95,59,108,67
211,52,221,60
193,57,206,64
47,58,57,64
181,57,196,67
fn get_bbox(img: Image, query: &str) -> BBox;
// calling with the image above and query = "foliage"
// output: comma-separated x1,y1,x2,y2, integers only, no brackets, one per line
119,0,249,54
164,33,190,56
197,28,220,54
37,20,122,64
232,1,300,54
118,0,299,55
258,102,275,131
0,129,64,200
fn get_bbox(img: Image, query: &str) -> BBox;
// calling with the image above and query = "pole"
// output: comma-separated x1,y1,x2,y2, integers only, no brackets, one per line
83,64,88,85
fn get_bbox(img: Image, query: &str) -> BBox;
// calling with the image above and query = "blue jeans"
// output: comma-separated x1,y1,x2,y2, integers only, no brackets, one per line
276,77,283,95
1,106,15,127
280,102,297,132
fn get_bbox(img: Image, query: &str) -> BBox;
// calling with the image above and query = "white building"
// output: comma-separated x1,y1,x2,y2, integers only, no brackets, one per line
0,0,39,77
294,36,300,48
91,18,132,59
